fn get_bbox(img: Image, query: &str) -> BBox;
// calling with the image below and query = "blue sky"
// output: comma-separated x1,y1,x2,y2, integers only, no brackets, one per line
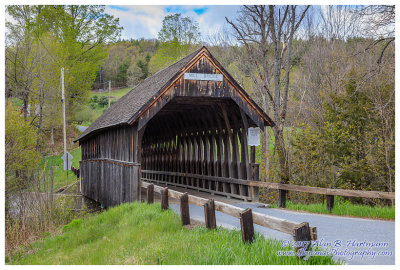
105,5,241,40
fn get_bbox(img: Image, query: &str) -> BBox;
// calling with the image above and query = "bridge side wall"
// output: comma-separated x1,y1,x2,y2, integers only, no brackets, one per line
79,124,141,207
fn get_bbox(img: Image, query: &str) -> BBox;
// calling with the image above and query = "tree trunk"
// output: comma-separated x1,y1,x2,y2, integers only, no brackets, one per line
50,127,54,147
273,125,289,184
262,126,270,181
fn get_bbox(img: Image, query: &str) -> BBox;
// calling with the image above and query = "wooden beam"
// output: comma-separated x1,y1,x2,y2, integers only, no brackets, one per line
326,195,334,213
161,187,169,210
293,222,312,256
240,208,254,243
204,199,216,229
180,192,190,225
147,183,154,204
140,180,315,236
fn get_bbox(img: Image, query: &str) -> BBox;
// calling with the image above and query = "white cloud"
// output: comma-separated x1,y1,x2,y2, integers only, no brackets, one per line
105,5,166,40
105,5,240,40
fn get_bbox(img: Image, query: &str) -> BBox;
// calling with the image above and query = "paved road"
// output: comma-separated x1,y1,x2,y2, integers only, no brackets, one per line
76,125,88,132
166,196,395,265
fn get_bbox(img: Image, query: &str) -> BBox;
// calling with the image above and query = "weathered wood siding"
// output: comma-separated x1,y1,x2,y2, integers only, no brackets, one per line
137,53,272,131
79,125,141,207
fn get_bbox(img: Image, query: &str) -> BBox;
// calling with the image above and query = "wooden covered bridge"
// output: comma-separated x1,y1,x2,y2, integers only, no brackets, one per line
76,47,274,207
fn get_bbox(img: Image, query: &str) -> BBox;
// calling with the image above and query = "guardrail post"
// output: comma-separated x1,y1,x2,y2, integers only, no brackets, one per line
147,184,154,204
250,163,260,202
161,187,168,210
240,208,254,243
326,195,334,213
279,189,286,208
293,222,311,257
204,199,216,229
180,192,190,225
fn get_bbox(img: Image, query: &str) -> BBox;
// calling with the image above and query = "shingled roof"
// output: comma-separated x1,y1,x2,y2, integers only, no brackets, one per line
76,46,275,142
76,47,203,141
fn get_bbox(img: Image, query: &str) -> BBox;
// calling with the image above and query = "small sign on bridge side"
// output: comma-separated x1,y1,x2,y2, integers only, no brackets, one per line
248,127,260,146
184,73,223,81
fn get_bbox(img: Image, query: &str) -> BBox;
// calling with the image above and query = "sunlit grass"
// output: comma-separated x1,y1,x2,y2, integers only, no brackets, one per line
9,202,340,265
271,200,395,220
89,87,132,99
39,147,81,191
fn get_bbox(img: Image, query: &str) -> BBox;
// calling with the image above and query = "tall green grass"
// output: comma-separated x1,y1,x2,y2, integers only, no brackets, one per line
271,200,395,220
39,147,81,191
9,202,340,265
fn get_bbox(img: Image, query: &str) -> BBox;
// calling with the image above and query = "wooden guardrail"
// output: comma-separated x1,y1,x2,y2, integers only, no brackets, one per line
248,181,395,212
141,181,317,246
141,170,395,213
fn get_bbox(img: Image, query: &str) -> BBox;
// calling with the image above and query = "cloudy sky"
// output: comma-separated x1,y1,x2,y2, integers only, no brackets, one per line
104,5,241,40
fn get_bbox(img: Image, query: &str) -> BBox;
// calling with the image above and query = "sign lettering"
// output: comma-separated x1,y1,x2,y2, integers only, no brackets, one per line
184,73,223,81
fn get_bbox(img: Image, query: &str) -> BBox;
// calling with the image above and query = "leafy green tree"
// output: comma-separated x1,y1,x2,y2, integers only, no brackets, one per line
116,60,130,86
5,104,39,193
158,13,200,45
6,5,122,150
150,13,200,73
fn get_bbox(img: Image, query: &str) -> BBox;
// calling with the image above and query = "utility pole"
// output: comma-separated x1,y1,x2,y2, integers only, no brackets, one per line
108,80,111,107
61,67,67,155
61,67,68,184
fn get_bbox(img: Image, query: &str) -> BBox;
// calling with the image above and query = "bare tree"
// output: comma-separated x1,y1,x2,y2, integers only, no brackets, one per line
319,5,360,40
353,5,395,65
226,5,309,185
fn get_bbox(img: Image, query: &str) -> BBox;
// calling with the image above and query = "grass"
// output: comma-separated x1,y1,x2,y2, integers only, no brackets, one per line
39,147,82,191
79,87,132,126
9,202,340,265
89,87,132,99
271,200,395,220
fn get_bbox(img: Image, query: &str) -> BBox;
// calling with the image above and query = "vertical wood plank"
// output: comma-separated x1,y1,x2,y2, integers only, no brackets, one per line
326,195,334,213
180,192,190,225
279,189,287,208
240,208,254,243
147,184,154,204
161,187,169,210
203,199,216,229
293,222,312,256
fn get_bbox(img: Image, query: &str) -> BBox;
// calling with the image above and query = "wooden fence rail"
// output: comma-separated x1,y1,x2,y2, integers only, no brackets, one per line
141,169,395,212
140,181,317,245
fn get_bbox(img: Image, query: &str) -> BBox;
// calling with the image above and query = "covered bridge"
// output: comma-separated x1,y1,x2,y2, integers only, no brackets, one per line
76,46,274,207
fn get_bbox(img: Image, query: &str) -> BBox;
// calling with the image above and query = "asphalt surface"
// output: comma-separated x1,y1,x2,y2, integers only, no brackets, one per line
156,187,395,265
76,125,88,132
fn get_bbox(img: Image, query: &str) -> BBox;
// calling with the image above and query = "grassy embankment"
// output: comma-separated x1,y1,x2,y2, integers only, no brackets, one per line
271,200,395,220
9,202,340,265
91,87,132,99
39,147,81,192
88,87,132,121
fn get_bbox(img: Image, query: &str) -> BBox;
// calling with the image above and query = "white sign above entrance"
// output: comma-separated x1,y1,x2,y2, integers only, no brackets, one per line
248,127,261,146
184,73,223,81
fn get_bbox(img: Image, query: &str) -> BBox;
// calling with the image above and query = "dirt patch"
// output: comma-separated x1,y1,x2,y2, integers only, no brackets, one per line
184,219,204,230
